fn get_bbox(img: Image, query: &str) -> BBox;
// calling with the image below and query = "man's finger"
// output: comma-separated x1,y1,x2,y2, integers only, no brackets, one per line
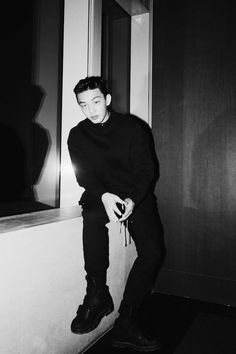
119,202,134,221
119,211,131,222
114,205,122,216
115,196,126,205
109,211,119,222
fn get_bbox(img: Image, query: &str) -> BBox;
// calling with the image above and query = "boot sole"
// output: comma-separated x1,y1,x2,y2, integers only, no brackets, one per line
71,304,114,334
112,340,161,352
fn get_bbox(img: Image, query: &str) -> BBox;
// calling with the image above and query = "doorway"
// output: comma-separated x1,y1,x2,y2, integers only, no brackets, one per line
101,0,131,114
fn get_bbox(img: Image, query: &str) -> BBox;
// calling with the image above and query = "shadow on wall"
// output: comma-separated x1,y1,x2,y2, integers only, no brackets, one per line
0,84,51,216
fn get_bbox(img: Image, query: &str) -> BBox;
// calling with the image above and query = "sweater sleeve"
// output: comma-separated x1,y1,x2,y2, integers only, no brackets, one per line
67,129,107,201
128,122,156,206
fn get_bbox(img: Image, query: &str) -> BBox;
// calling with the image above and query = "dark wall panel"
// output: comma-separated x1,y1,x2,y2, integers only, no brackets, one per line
153,0,236,305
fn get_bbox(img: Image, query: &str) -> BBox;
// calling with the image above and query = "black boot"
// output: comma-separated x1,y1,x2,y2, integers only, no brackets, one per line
111,307,161,352
71,276,114,334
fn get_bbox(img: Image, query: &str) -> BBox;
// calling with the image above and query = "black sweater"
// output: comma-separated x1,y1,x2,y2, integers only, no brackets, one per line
67,110,155,206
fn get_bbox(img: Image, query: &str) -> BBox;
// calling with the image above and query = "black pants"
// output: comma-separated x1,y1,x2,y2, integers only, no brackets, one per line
82,194,164,311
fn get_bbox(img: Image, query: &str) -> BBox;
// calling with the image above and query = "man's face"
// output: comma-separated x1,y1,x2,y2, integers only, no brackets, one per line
76,88,111,124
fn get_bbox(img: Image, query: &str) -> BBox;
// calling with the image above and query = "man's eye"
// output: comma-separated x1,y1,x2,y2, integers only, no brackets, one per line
94,101,100,104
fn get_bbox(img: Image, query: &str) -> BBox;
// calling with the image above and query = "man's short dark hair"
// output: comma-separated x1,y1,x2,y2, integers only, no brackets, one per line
73,76,108,97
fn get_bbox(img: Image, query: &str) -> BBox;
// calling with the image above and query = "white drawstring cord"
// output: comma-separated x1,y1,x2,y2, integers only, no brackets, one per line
120,219,132,247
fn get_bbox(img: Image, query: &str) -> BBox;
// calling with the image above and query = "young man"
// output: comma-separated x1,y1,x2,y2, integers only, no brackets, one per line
67,76,164,351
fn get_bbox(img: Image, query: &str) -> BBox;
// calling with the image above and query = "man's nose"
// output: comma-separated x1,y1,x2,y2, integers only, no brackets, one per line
88,104,96,114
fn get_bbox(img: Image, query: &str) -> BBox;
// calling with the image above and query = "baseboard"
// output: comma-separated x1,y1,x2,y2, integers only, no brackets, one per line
154,268,236,307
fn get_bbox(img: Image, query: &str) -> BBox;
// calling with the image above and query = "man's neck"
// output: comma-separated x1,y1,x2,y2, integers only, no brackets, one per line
100,111,110,125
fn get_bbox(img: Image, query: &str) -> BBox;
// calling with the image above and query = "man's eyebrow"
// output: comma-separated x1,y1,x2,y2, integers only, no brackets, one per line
78,95,102,105
92,95,102,100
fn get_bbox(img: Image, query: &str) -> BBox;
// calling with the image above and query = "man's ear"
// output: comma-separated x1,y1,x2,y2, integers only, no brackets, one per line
106,94,112,106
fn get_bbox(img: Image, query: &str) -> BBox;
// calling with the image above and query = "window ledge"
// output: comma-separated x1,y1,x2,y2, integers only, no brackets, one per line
0,206,82,235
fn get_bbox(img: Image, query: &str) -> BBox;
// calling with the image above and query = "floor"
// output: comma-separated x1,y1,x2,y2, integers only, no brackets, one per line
84,292,236,353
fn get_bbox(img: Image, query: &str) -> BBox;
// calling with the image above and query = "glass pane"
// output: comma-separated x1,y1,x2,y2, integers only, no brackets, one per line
0,0,64,217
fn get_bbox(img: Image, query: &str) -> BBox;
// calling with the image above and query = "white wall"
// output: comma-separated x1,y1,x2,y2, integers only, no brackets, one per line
60,0,89,207
87,0,102,76
0,216,135,354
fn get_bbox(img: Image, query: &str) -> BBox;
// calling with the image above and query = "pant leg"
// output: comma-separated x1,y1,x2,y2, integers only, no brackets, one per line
82,202,110,284
119,194,164,312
